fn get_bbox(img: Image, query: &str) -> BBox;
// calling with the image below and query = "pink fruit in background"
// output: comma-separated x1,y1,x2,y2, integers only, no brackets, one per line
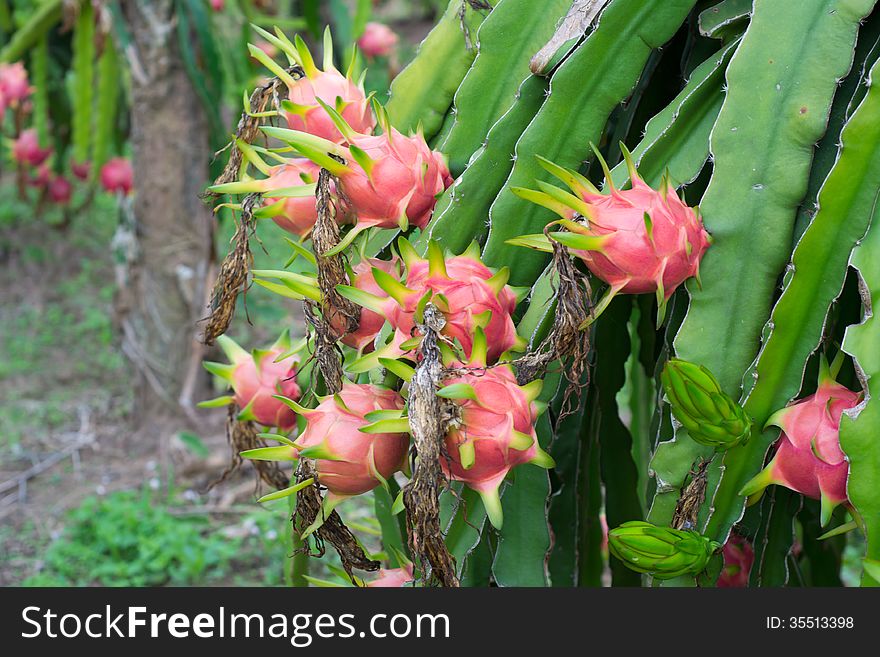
338,257,402,352
717,534,754,588
368,564,414,587
263,104,451,241
289,383,408,536
433,329,552,529
511,145,711,323
209,0,225,11
200,330,301,431
12,129,52,167
340,240,525,366
71,160,90,181
0,61,33,105
48,176,72,204
740,357,862,525
358,22,399,58
29,163,52,188
100,157,134,195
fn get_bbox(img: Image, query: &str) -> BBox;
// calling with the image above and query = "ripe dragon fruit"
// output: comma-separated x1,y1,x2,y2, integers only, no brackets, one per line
71,160,91,181
12,129,52,167
509,145,711,323
100,157,134,195
48,175,72,204
338,239,526,369
358,22,399,59
338,257,402,352
0,62,33,106
368,564,414,587
262,103,452,251
209,142,325,237
199,330,302,431
250,27,374,144
717,534,754,588
433,328,552,529
740,356,862,525
281,383,409,537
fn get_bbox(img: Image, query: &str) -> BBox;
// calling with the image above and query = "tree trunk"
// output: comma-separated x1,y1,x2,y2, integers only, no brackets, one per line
117,0,215,438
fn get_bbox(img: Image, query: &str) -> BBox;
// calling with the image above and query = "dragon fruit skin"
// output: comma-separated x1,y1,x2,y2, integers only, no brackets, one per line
0,62,33,105
717,534,754,588
262,160,322,236
343,241,525,366
12,129,52,167
740,365,862,525
48,175,72,204
511,147,710,322
202,331,301,431
358,22,399,59
294,384,408,538
367,564,414,587
436,332,552,528
263,108,452,234
71,160,91,181
100,158,134,195
338,257,402,352
334,127,452,231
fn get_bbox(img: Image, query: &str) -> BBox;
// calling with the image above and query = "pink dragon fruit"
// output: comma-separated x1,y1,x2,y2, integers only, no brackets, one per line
262,103,452,248
740,357,862,525
200,330,302,431
12,129,52,167
434,328,552,529
210,0,225,11
0,62,33,106
338,257,402,352
71,160,91,181
250,27,374,144
29,163,52,188
717,534,754,588
368,564,414,587
48,176,72,204
510,145,711,323
339,239,526,368
358,22,399,58
287,383,409,536
100,157,134,195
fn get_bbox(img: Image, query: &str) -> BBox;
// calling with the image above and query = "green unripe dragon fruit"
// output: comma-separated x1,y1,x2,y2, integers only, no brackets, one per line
661,358,752,450
608,520,721,580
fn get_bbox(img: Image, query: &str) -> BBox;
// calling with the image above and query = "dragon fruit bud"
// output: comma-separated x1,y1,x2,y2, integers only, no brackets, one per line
367,563,414,587
337,257,402,352
740,357,862,525
358,22,399,58
292,383,408,536
12,129,52,167
48,176,72,204
0,62,33,105
717,534,754,587
340,240,525,368
200,330,301,431
434,330,552,529
609,521,721,580
509,145,711,324
251,27,374,144
100,157,134,195
71,160,91,181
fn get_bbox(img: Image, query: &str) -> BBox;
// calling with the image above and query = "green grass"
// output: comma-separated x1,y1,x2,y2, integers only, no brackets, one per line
18,488,292,587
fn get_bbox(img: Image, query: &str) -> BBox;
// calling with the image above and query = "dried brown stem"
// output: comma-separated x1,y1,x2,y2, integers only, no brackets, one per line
671,457,712,531
515,231,593,419
201,194,260,345
403,304,461,587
